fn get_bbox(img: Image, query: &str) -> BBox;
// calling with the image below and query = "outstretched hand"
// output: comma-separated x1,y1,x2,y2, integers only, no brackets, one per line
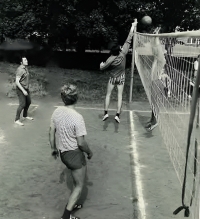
100,62,105,68
130,19,137,32
132,19,138,27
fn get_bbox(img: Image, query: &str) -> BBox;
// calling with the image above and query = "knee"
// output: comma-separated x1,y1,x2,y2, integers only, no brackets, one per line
27,97,31,105
118,93,123,99
19,102,26,109
106,92,112,98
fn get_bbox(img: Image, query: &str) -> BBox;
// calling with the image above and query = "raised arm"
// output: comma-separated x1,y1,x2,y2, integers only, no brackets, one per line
121,19,138,55
151,27,166,80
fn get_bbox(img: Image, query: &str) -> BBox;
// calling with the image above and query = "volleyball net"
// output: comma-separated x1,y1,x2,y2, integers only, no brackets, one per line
133,29,200,218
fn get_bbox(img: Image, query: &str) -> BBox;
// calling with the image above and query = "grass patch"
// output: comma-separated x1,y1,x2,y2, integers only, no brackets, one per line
60,68,147,104
0,61,147,103
0,62,48,98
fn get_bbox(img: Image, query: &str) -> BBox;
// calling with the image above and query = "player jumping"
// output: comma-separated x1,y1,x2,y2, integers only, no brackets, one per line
100,20,137,123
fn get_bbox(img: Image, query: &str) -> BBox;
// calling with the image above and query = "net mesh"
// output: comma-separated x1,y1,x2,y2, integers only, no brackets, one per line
134,31,200,218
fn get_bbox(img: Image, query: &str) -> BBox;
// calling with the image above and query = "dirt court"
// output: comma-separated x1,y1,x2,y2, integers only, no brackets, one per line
0,70,191,219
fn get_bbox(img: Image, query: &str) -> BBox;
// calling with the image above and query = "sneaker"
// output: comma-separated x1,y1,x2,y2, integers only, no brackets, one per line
114,115,120,123
23,116,34,120
147,123,158,131
145,122,152,128
70,214,80,219
15,120,24,126
102,114,109,121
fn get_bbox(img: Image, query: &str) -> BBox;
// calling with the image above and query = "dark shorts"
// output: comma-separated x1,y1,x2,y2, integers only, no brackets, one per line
60,148,86,170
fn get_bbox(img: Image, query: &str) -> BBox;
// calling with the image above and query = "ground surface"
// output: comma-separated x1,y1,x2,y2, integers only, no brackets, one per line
0,67,193,219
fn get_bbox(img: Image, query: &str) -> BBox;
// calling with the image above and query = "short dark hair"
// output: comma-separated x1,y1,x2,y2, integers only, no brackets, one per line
110,44,121,56
60,84,78,106
16,55,26,64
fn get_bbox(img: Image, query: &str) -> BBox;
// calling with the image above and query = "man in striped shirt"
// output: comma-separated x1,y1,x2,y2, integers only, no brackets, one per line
49,84,93,219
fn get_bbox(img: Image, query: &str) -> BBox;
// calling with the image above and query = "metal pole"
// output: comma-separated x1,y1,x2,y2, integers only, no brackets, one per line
129,19,137,103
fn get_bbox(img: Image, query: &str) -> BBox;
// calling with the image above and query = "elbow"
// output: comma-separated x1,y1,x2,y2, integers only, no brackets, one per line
16,80,20,87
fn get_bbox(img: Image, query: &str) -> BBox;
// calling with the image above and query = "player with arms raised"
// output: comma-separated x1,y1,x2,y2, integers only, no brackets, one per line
100,19,138,123
145,27,171,131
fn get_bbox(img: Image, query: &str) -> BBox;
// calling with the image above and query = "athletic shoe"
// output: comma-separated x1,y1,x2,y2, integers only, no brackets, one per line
114,115,120,123
102,114,109,121
61,215,80,219
15,120,24,126
147,122,158,131
23,116,34,120
70,215,80,219
145,122,152,128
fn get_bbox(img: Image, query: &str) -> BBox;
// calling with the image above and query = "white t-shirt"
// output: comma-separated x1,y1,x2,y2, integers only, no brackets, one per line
51,106,87,152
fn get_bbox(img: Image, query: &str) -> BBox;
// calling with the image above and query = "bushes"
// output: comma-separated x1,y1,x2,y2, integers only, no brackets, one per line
1,53,147,102
0,45,52,67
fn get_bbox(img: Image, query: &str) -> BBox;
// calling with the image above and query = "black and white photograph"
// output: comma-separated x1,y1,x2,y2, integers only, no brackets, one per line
0,0,200,219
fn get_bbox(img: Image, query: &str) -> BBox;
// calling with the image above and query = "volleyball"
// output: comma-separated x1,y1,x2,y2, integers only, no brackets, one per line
141,16,152,25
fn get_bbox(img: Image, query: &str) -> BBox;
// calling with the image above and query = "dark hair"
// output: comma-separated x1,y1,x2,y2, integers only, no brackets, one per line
110,44,121,56
16,55,26,64
60,84,78,106
61,93,78,105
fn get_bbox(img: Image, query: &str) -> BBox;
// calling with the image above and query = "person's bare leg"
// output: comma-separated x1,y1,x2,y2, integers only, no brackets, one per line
114,83,125,123
104,81,115,111
116,83,125,114
62,166,86,219
67,165,86,210
103,81,115,121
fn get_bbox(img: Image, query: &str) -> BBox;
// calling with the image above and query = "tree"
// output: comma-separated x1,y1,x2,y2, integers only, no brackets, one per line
0,0,200,51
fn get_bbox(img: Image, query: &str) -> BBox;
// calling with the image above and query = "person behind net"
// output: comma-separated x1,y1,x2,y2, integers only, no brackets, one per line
100,20,137,123
189,54,200,99
145,27,171,131
49,84,93,219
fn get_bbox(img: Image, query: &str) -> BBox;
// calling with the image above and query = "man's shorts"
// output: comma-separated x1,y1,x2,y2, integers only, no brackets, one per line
60,148,86,170
109,74,125,85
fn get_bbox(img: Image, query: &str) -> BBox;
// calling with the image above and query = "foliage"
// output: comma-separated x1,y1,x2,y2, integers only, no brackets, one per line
0,0,199,50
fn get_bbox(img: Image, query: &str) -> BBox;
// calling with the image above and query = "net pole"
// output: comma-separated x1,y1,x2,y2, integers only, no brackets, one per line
185,56,200,217
195,58,200,219
129,19,137,103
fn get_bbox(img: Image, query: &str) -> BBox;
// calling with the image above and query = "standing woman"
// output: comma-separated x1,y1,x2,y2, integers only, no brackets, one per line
100,20,137,123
